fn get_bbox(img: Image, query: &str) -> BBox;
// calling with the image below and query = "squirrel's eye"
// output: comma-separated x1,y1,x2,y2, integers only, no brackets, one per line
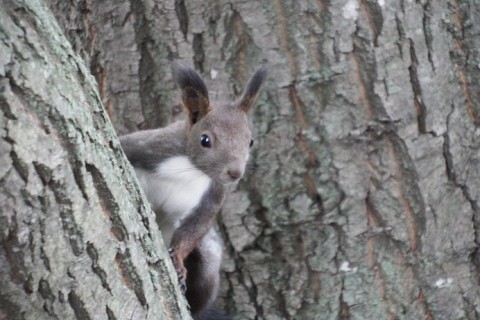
200,134,212,148
249,138,254,148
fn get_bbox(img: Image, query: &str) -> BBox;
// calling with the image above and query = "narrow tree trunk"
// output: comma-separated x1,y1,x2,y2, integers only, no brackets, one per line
13,0,480,319
0,0,190,319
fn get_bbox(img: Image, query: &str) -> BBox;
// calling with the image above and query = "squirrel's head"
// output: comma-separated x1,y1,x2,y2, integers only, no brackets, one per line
172,64,267,185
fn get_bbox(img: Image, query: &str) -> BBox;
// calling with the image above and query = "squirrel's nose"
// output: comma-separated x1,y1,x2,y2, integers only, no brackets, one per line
227,168,242,180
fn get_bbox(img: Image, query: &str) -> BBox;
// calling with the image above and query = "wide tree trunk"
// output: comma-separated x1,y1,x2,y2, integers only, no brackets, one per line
0,0,191,319
5,0,480,319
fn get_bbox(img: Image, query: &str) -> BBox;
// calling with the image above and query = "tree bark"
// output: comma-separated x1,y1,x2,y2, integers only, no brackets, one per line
9,0,480,319
0,0,191,319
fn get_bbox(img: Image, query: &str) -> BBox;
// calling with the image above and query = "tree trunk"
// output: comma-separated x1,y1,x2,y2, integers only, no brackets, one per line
7,0,480,319
0,0,191,319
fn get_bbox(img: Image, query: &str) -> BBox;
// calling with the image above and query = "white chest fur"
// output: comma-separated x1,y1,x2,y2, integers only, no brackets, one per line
134,156,212,244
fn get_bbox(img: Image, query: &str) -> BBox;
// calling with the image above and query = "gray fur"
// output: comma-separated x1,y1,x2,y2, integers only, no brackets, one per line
120,65,267,319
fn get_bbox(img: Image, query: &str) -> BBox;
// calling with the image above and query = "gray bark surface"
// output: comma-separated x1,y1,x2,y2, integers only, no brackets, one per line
11,0,480,319
0,0,191,319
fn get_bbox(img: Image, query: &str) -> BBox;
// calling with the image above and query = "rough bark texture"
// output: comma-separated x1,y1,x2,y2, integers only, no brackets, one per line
8,0,480,319
0,0,191,319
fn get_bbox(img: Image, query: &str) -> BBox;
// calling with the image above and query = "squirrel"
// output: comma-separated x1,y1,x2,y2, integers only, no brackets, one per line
120,64,267,319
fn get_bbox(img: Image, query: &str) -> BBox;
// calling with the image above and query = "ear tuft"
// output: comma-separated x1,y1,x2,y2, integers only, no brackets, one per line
238,66,268,113
171,64,209,98
171,64,211,124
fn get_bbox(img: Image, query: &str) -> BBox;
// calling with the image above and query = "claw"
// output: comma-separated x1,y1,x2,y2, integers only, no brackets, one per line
168,247,187,293
176,266,187,292
178,275,187,293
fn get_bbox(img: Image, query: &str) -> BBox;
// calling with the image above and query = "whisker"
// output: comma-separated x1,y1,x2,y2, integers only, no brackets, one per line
157,170,200,179
186,173,211,185
151,156,263,180
167,168,200,174
155,166,211,181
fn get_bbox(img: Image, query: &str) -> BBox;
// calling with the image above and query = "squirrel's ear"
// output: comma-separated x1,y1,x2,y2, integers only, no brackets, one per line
238,66,268,113
172,64,211,124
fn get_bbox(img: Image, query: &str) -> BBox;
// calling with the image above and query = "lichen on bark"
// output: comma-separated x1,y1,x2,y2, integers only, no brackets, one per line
0,0,190,318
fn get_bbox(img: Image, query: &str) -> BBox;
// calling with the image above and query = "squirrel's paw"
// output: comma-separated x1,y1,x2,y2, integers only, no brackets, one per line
168,248,187,293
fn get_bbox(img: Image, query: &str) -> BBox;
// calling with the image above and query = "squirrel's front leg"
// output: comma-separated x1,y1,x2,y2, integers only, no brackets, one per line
168,182,225,292
168,220,213,292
